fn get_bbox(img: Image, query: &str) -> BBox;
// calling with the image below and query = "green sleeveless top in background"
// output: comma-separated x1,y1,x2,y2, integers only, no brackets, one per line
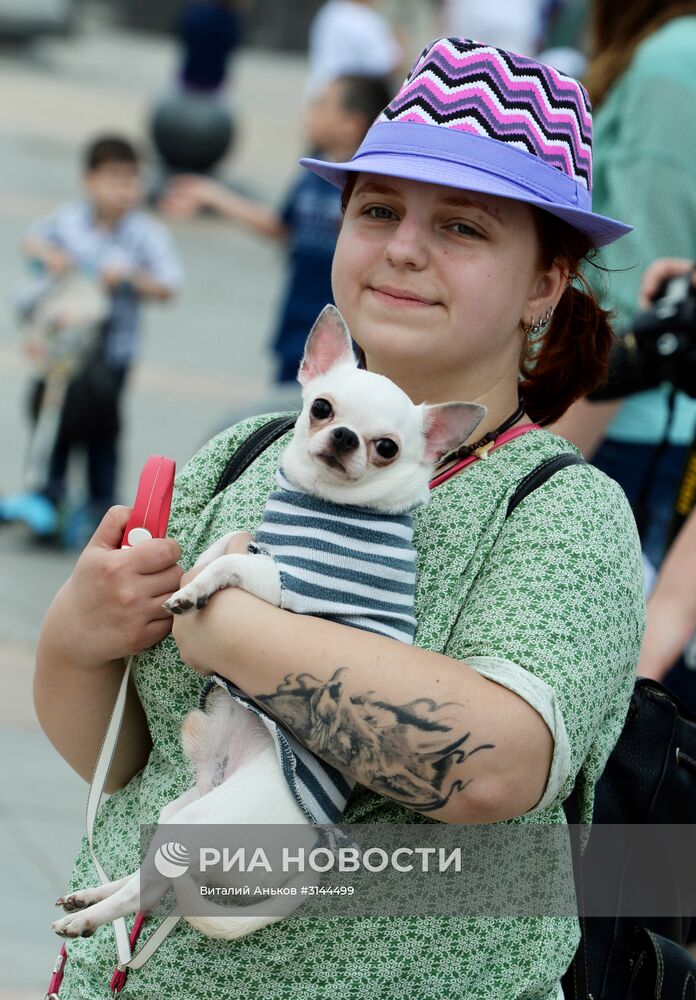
58,414,645,1000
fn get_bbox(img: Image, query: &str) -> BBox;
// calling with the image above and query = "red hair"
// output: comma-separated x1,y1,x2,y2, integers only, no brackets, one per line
520,211,613,426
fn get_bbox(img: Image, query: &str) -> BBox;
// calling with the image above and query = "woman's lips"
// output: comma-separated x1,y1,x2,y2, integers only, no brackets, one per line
369,286,439,308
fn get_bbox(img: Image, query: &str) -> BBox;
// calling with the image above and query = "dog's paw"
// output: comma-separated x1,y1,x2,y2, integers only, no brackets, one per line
55,889,98,912
163,586,210,615
51,911,96,938
163,592,195,615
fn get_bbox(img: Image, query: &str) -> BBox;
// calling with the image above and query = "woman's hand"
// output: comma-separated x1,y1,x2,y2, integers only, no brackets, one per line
50,505,182,672
171,531,254,674
639,257,696,308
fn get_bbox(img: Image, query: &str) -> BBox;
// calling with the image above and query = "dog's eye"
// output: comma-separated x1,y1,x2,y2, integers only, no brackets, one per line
311,398,333,420
375,438,399,459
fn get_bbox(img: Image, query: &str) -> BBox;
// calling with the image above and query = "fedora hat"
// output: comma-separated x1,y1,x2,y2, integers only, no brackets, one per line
301,37,631,247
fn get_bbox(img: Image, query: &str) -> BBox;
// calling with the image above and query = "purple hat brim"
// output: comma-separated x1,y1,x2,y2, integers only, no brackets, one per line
301,121,631,248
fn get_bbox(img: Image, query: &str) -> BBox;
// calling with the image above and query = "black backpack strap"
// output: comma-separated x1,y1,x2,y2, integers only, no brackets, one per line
502,452,590,998
213,414,298,497
506,453,586,519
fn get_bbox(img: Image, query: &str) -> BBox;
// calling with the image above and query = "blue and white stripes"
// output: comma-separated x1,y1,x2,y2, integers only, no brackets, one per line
250,469,417,643
202,674,353,825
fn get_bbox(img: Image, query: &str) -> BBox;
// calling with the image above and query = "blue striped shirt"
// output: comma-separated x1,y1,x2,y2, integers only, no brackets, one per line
27,200,182,366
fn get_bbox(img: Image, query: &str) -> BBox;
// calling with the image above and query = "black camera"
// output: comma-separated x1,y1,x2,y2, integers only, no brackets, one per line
590,269,696,401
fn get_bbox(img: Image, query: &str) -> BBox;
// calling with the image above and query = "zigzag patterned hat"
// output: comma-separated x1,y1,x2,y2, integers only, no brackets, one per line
301,37,631,247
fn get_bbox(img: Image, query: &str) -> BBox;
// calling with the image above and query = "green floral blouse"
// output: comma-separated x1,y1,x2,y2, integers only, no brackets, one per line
58,414,645,999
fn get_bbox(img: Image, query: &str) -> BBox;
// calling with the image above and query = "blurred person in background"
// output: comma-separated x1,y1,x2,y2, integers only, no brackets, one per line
306,0,402,96
630,257,696,707
22,136,182,537
439,0,544,55
553,0,696,574
178,0,244,95
536,0,590,78
162,74,392,387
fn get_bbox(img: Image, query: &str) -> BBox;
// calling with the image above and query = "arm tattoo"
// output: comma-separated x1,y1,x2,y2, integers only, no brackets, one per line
256,669,495,811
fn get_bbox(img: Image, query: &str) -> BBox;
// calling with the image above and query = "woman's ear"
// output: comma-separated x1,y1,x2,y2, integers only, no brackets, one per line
522,262,568,328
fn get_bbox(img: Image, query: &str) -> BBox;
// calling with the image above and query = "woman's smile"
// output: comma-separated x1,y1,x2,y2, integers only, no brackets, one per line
368,283,440,309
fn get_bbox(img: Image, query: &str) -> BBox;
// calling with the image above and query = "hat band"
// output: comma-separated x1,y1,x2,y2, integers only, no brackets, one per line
351,121,591,212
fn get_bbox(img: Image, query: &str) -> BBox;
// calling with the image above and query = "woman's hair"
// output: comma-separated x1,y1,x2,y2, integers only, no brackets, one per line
341,174,613,427
585,0,696,107
520,212,612,427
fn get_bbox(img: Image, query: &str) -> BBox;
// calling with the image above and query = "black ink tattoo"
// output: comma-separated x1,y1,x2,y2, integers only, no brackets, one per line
256,669,494,811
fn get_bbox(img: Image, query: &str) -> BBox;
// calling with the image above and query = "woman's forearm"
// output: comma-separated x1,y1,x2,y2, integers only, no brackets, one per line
638,508,696,679
173,589,553,823
32,508,182,792
637,595,692,680
34,636,151,793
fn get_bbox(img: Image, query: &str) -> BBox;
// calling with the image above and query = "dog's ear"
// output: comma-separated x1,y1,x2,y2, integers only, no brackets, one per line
421,402,487,463
298,305,356,386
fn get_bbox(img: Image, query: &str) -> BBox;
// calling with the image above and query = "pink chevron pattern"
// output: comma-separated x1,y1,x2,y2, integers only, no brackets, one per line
378,37,593,191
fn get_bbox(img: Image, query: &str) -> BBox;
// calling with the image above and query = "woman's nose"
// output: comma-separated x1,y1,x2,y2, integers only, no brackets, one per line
384,219,429,270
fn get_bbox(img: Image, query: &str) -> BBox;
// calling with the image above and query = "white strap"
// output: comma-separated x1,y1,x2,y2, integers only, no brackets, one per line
85,656,135,965
86,656,181,971
115,915,181,972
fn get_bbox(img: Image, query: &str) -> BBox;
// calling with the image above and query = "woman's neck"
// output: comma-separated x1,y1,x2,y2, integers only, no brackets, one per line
364,357,527,444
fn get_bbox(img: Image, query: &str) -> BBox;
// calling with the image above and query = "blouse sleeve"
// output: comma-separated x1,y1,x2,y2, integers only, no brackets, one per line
168,414,282,540
444,464,645,812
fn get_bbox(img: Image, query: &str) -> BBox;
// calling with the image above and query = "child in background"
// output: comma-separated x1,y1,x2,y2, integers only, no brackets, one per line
24,135,182,533
162,74,391,384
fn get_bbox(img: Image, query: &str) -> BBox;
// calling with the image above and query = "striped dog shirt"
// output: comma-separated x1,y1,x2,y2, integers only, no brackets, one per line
203,467,420,826
250,468,418,642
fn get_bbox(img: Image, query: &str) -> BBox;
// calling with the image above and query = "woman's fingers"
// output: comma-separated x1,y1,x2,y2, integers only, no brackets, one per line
89,505,132,550
129,537,182,574
137,617,175,653
639,257,695,309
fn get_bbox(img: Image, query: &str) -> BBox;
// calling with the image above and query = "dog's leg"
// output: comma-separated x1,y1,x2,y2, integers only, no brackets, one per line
158,786,200,822
164,553,281,614
54,874,132,914
51,872,144,938
192,531,250,570
51,786,201,936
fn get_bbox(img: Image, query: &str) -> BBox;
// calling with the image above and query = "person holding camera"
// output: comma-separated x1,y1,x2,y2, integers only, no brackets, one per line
630,258,696,708
552,0,696,572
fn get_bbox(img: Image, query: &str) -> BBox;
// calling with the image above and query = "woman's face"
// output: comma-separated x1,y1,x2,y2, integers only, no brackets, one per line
332,173,560,402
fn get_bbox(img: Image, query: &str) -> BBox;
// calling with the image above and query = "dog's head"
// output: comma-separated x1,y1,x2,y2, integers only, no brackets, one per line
281,306,486,512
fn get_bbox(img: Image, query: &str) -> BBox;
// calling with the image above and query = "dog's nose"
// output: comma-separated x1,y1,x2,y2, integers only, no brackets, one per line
331,427,359,453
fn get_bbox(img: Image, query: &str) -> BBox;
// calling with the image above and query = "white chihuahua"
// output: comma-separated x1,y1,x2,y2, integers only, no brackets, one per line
51,305,485,944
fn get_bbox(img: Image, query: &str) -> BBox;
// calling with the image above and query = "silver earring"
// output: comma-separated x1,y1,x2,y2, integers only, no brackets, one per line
522,307,553,336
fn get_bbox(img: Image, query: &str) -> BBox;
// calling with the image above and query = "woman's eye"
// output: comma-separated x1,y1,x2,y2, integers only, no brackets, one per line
311,398,333,420
449,221,482,237
367,205,397,221
375,438,399,459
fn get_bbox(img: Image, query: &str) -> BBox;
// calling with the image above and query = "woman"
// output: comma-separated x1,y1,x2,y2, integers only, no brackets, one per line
35,38,644,1000
553,0,696,572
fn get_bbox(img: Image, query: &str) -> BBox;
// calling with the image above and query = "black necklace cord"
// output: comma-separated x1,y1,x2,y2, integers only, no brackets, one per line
436,402,526,469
